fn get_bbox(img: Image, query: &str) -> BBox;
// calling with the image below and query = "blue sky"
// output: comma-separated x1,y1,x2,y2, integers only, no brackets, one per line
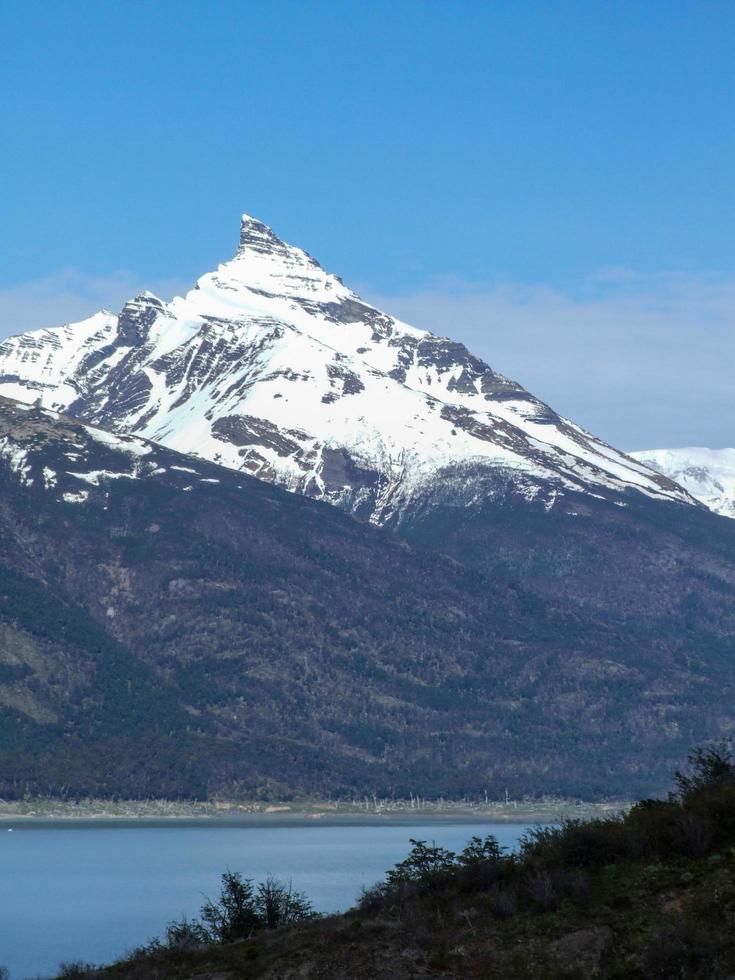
1,1,734,448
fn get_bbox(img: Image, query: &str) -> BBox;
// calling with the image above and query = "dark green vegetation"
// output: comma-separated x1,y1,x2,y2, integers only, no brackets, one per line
53,745,735,978
395,460,735,633
50,871,315,980
1,397,735,798
143,870,314,956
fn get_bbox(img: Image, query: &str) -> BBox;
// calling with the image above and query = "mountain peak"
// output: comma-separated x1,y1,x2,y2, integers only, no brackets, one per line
121,291,164,311
237,213,282,256
0,212,696,520
234,212,323,273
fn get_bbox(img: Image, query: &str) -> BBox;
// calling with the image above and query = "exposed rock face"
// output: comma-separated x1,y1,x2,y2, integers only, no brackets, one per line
0,214,694,529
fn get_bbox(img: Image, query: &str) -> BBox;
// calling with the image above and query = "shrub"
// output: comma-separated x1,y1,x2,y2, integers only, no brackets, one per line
357,881,393,915
56,964,95,979
490,887,518,919
678,809,714,858
387,839,456,888
458,834,504,866
201,870,260,942
525,869,563,912
163,916,210,949
641,921,715,977
455,834,506,891
674,741,734,801
524,866,590,912
194,870,316,944
674,741,735,849
520,818,631,869
624,798,682,857
254,875,316,928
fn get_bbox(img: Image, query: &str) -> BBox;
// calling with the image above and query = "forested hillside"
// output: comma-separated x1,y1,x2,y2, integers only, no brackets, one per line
0,397,733,799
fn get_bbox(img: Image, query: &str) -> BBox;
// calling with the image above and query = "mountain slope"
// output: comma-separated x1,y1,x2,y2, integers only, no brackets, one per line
632,447,735,518
0,561,193,799
0,215,694,525
0,396,734,799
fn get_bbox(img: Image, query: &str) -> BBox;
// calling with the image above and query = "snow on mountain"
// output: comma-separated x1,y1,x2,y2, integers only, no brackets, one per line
631,448,735,519
0,214,695,523
0,394,220,507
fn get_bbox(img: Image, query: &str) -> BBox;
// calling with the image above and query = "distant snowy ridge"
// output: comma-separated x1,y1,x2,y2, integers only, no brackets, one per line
0,213,696,524
631,448,735,519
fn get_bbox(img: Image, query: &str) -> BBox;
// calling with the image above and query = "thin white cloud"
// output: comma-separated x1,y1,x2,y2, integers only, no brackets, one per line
363,272,735,451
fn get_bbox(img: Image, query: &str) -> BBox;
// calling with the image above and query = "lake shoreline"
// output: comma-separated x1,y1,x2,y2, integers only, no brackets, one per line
0,799,629,828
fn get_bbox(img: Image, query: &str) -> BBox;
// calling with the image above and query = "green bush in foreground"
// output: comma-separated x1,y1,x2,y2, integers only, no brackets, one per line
359,739,735,917
162,870,316,949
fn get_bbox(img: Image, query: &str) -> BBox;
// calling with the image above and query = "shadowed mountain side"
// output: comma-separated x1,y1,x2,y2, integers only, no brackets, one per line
389,461,735,626
0,397,733,799
0,562,205,798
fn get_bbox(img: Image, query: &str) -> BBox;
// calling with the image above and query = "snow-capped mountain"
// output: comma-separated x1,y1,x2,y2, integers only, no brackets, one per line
0,214,695,524
631,448,735,519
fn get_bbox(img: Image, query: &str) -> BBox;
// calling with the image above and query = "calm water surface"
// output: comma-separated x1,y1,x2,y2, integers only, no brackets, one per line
0,820,536,979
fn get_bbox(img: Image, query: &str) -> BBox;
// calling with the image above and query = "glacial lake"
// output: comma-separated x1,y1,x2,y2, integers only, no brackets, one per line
0,819,537,979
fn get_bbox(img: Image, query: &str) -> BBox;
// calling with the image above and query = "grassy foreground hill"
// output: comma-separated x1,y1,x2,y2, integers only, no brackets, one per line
56,745,735,979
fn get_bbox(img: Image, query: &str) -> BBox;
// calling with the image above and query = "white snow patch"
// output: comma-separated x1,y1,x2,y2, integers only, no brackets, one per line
84,426,151,456
0,440,33,486
62,490,89,504
68,470,134,486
